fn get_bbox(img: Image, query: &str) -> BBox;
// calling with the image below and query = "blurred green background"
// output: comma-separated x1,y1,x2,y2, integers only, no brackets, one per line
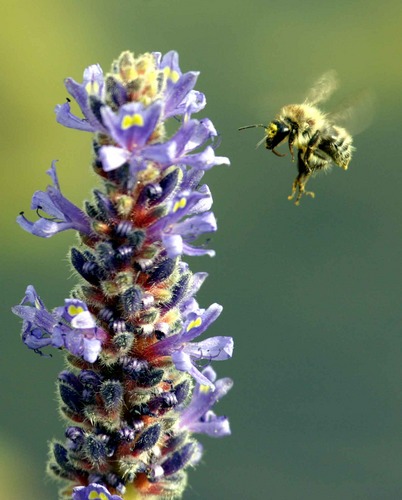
2,1,402,499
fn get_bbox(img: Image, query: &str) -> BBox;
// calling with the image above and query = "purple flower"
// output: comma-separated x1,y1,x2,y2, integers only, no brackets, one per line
72,483,123,500
17,161,91,238
99,100,163,172
55,64,106,133
143,118,230,171
146,303,233,388
16,50,233,498
149,186,217,258
12,286,106,362
157,50,206,118
179,366,233,437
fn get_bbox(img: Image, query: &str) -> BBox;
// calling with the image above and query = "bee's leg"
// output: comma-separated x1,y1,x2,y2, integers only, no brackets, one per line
304,130,321,164
288,127,298,161
288,150,315,205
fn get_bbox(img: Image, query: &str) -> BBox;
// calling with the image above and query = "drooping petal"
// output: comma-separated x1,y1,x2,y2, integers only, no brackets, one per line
183,336,234,361
55,101,94,132
12,287,105,362
179,367,233,436
17,162,91,238
57,63,107,132
181,303,223,342
172,351,215,387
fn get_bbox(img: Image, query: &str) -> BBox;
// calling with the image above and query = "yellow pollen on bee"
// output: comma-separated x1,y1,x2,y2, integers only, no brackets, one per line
186,317,202,332
267,123,278,138
68,305,84,317
88,490,108,500
163,66,180,83
85,81,100,95
172,197,187,213
121,113,144,130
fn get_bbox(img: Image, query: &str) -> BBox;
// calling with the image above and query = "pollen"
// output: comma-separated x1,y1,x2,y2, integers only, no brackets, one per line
122,113,144,130
267,123,277,138
186,317,202,332
172,197,187,213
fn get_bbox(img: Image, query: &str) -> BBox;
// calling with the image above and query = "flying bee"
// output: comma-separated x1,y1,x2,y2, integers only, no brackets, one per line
239,71,356,205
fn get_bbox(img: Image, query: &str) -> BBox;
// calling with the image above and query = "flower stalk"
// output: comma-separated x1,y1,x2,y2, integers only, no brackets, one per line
12,50,233,500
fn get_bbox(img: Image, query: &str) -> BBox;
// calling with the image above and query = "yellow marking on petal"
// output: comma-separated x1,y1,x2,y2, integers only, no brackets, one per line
68,305,85,317
199,384,212,394
85,81,100,95
172,197,187,213
163,66,180,83
186,317,202,332
88,491,108,500
122,113,144,130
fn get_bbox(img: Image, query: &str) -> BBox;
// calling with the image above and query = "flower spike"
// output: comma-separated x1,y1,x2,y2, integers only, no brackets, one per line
13,49,233,500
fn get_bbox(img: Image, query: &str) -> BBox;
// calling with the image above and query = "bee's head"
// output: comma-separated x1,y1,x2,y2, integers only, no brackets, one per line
238,121,290,157
265,120,290,156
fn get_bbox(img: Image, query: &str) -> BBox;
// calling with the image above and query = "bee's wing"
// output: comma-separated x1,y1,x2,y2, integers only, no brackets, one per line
328,89,375,135
304,70,338,106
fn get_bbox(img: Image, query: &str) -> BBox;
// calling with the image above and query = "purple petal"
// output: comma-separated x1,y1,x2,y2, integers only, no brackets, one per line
187,185,213,214
21,285,44,308
164,72,200,118
173,212,217,241
17,162,91,237
179,366,233,436
181,241,216,257
55,101,94,132
65,64,104,112
46,161,60,190
189,272,208,296
180,146,231,170
173,90,206,117
82,338,102,363
186,413,231,437
172,351,215,388
163,233,183,259
18,217,77,238
72,483,123,500
70,311,96,329
61,64,106,132
99,145,130,171
184,336,234,361
181,303,223,342
101,101,162,151
62,299,88,323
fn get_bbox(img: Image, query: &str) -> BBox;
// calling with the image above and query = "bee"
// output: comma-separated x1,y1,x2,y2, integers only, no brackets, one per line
239,71,355,205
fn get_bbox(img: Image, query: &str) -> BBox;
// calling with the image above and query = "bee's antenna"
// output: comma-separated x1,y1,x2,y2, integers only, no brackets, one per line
238,124,266,131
